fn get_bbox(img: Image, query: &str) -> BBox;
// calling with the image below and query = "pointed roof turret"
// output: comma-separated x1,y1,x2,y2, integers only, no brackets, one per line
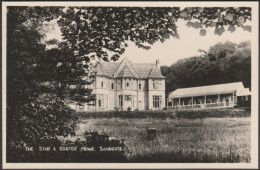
148,66,165,79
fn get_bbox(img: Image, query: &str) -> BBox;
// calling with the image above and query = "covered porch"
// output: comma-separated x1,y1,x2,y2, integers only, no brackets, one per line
167,93,236,110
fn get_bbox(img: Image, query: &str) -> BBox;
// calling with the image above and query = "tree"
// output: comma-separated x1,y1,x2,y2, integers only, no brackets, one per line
6,6,251,161
161,41,251,97
58,7,251,65
6,7,94,161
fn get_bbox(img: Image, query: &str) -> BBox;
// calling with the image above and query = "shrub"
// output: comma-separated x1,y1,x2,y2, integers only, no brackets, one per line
175,108,251,119
76,110,176,119
76,108,250,119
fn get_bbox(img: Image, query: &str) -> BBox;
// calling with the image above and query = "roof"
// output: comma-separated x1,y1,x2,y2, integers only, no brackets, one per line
148,66,165,79
100,62,119,77
237,88,251,96
96,64,107,76
169,82,244,98
117,65,136,78
96,58,165,79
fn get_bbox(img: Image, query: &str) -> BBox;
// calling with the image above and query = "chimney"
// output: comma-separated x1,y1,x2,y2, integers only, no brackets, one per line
156,59,160,68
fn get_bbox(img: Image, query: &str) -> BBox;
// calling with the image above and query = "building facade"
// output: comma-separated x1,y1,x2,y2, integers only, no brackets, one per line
74,58,165,111
167,82,251,110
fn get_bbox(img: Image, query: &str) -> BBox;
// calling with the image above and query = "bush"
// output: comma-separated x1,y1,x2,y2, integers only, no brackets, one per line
175,108,251,119
76,110,176,119
76,108,250,120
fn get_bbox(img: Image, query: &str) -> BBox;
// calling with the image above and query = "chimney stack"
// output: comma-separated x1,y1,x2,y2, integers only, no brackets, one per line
156,59,160,68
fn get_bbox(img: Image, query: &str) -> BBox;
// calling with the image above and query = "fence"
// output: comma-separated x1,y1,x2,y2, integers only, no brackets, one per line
168,102,234,110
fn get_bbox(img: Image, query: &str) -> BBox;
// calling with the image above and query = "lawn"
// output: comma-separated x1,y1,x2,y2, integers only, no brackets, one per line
75,115,251,163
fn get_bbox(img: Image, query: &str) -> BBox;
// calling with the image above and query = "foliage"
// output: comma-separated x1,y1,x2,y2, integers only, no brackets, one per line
161,41,251,97
58,7,251,65
6,7,80,159
76,108,250,119
175,108,251,119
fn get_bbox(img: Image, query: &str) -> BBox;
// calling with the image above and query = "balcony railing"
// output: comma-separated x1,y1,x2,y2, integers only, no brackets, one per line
168,102,234,110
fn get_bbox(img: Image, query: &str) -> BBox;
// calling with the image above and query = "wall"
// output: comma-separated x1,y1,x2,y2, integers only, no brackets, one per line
72,76,166,111
147,79,166,110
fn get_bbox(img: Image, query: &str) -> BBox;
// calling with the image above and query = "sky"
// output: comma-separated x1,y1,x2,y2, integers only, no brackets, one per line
45,19,251,66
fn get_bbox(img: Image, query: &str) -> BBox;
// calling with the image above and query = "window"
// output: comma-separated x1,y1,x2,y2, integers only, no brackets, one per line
242,96,249,101
118,79,122,89
153,95,162,108
98,94,104,107
98,100,101,107
125,95,131,101
125,79,131,89
101,81,103,88
139,84,141,90
153,80,162,89
111,83,114,89
118,95,123,108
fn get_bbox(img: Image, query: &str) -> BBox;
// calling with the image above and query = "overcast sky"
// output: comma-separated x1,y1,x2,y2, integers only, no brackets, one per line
45,19,251,66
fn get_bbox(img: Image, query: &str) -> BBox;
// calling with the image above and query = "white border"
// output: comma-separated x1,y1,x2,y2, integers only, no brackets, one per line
2,1,259,169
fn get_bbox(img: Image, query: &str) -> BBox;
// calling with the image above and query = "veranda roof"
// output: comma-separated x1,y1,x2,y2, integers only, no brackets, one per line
169,82,244,98
237,88,251,96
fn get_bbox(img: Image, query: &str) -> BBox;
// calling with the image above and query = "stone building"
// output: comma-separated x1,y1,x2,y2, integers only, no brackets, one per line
74,58,165,111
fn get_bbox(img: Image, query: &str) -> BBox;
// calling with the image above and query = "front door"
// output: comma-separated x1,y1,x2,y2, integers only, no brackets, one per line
125,95,132,110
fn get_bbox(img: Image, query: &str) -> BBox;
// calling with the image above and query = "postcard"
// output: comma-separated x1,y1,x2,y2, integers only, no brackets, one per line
2,1,259,169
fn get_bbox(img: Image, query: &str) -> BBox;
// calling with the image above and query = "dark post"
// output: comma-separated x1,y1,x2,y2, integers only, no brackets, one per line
146,126,156,140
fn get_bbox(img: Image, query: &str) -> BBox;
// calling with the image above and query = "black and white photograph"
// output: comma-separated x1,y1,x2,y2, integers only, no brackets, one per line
2,1,259,169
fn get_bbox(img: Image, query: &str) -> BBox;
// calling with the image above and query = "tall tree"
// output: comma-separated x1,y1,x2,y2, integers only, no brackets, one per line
161,41,251,98
58,7,251,65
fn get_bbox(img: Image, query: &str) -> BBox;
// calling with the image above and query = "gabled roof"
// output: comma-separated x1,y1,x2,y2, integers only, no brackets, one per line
117,65,136,78
237,88,251,96
96,63,108,77
169,82,244,98
96,58,165,79
114,58,138,78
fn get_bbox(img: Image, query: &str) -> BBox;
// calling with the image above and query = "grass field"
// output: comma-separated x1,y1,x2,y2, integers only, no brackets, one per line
75,110,251,162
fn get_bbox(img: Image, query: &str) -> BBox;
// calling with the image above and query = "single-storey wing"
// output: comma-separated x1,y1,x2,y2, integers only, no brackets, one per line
167,82,251,110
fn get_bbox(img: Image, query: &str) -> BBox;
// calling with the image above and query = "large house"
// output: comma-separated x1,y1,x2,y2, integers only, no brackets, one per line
167,82,251,110
73,58,165,111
